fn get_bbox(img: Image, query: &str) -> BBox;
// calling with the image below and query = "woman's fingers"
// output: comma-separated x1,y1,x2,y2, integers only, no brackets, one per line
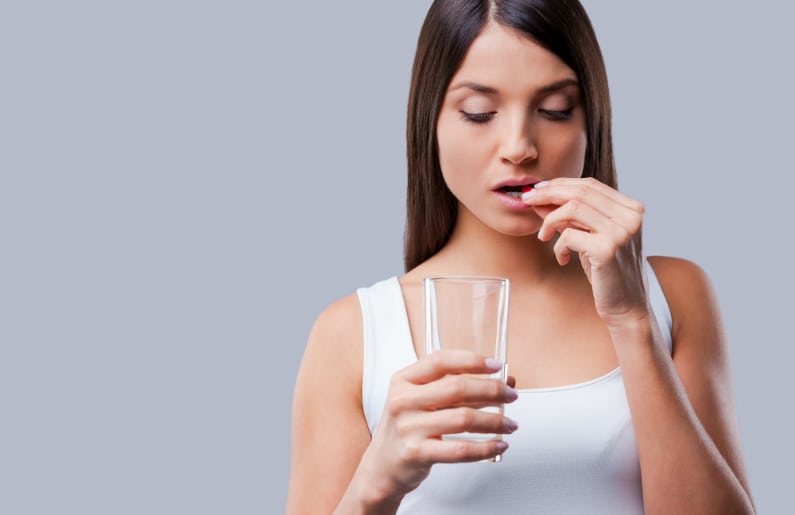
537,198,629,244
398,407,517,440
528,177,644,214
524,179,642,233
395,374,516,411
552,227,586,266
380,351,518,468
522,179,643,258
409,438,510,465
398,349,503,385
552,227,617,267
417,439,508,464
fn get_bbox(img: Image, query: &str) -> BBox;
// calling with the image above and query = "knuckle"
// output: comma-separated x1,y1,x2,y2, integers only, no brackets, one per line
402,440,422,463
575,183,589,200
394,417,411,436
385,399,401,418
386,393,409,418
455,408,474,429
453,440,472,461
447,376,467,397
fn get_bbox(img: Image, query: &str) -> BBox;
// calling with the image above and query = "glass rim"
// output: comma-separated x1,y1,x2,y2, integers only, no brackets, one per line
423,275,509,285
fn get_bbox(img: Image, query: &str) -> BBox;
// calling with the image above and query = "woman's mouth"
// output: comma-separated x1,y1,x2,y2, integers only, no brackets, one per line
496,184,535,198
494,185,535,211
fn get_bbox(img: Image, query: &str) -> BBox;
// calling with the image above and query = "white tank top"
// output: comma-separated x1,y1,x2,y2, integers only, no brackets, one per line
356,262,673,514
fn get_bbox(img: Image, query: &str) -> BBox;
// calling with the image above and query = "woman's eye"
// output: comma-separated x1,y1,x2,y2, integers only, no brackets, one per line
460,110,495,124
539,108,574,121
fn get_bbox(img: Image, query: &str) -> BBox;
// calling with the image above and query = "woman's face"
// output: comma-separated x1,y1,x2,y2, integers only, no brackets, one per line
436,22,587,236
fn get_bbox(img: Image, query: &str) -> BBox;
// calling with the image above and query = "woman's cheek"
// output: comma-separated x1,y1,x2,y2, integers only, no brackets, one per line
557,130,587,178
437,122,477,186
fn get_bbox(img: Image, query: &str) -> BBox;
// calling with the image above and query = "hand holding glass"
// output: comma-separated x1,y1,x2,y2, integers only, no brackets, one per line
424,276,510,447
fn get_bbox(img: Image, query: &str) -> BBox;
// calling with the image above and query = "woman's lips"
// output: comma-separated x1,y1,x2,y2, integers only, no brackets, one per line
492,179,539,210
495,190,534,211
493,177,542,191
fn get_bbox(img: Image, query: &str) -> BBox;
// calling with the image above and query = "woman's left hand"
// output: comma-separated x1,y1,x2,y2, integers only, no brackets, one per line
522,177,649,327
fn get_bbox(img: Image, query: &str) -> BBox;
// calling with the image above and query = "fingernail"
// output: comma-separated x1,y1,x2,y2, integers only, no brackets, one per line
504,417,519,432
496,441,509,452
504,385,518,401
534,180,549,188
521,189,536,201
485,358,503,370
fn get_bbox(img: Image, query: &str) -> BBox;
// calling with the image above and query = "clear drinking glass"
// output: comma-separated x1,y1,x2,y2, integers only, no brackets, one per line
424,276,510,451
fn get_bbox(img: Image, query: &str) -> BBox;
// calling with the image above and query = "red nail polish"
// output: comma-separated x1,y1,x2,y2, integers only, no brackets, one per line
522,185,534,193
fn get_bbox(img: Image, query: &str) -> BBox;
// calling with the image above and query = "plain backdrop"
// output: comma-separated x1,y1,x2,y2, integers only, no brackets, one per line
2,1,793,513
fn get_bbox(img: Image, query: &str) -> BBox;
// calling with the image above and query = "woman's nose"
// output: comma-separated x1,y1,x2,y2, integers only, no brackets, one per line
500,118,538,165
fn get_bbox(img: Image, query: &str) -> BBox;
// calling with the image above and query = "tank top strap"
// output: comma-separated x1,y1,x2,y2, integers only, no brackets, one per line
357,277,416,435
646,259,674,355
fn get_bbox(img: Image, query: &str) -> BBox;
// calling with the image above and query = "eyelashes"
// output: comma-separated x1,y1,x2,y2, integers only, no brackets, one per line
539,108,574,121
459,111,496,124
459,108,574,124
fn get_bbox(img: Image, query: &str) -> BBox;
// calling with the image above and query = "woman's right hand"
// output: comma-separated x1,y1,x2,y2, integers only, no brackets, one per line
353,349,519,504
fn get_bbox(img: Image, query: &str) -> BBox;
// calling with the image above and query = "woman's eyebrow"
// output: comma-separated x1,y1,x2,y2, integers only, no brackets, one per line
448,77,579,95
449,81,499,95
537,78,579,94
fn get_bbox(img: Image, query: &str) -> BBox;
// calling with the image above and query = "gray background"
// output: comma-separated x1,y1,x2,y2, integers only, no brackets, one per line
2,1,792,513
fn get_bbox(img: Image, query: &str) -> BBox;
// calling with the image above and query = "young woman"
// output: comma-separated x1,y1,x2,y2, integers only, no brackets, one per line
287,1,755,513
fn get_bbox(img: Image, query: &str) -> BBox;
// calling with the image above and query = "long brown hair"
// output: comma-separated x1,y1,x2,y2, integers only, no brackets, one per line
404,0,616,272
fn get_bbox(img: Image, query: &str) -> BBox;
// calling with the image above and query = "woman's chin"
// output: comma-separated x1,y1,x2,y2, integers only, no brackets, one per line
459,205,543,238
491,221,543,238
503,228,542,239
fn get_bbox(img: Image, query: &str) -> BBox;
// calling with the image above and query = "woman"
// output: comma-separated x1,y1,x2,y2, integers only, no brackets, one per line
287,1,755,513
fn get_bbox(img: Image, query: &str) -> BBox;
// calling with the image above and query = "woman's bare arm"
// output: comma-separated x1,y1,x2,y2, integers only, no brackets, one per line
286,293,376,514
525,180,753,512
618,256,755,514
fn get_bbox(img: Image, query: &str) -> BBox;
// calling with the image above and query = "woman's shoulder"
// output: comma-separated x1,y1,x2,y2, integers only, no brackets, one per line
308,291,363,353
647,255,715,299
304,275,401,367
295,291,366,410
647,255,723,343
648,255,708,279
